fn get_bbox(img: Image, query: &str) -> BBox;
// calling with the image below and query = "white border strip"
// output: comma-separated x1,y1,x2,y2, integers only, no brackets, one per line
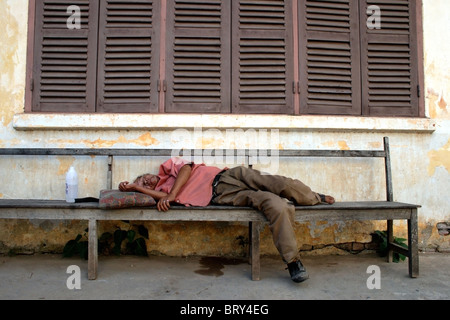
13,113,436,133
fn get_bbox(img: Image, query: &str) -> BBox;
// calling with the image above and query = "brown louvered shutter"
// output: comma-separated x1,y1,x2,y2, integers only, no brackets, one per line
360,0,419,117
232,0,294,114
32,0,98,112
298,0,362,115
165,0,231,113
96,0,160,113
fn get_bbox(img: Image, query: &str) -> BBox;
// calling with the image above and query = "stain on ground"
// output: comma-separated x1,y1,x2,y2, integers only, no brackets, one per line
195,257,246,277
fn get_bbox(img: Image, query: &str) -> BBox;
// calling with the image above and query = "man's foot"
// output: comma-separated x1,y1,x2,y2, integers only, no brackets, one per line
319,194,335,204
287,260,309,283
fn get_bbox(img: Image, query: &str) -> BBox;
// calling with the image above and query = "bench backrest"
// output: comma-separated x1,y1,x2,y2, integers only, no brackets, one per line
0,137,393,202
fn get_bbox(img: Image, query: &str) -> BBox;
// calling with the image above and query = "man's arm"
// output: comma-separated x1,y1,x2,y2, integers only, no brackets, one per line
158,164,192,212
118,182,168,200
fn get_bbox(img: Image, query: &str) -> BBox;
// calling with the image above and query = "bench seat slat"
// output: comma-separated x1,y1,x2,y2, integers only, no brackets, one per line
0,199,420,210
0,199,420,223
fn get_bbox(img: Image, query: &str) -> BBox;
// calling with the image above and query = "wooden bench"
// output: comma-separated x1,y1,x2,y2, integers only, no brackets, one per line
0,137,420,281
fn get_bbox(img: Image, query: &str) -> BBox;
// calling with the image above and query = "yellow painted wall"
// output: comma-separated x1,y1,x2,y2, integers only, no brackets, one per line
0,0,449,257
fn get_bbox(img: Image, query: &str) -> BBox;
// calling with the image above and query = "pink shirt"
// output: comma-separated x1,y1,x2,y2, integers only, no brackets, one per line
155,157,224,207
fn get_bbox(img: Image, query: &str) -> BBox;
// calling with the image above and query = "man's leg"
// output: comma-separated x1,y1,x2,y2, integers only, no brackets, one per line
213,168,318,282
214,186,300,264
221,166,322,205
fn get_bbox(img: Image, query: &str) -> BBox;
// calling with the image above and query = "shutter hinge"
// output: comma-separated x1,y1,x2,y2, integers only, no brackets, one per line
30,78,34,91
417,85,421,98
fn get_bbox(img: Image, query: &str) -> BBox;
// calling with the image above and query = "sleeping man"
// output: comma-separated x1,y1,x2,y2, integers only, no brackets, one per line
119,157,335,283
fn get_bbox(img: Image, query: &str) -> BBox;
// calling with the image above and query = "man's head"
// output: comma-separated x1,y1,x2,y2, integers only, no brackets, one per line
134,174,160,190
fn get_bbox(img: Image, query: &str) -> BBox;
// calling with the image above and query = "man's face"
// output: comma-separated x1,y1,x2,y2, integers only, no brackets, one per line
137,174,159,190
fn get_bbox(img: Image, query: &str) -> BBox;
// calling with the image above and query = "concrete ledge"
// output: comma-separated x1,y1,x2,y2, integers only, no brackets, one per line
13,113,436,133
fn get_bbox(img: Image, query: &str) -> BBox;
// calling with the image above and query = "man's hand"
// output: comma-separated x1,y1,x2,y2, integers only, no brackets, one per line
119,181,138,192
157,193,176,212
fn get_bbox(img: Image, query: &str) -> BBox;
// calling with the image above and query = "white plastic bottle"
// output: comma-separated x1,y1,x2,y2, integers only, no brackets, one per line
65,166,78,203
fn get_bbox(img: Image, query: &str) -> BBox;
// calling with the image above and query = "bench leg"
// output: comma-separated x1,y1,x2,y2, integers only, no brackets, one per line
248,222,252,265
387,219,394,263
250,221,261,281
88,219,98,280
408,209,419,278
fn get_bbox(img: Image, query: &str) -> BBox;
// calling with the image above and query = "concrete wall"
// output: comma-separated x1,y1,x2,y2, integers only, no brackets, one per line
0,0,448,257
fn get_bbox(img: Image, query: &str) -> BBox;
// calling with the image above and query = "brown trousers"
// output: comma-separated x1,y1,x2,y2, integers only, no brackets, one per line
212,166,321,264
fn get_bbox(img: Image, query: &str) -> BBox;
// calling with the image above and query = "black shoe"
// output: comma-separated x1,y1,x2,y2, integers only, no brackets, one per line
287,260,309,283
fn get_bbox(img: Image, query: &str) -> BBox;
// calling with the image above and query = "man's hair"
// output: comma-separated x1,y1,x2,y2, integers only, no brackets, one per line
133,173,153,184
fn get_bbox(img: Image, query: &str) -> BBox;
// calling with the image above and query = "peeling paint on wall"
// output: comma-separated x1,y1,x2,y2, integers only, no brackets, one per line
338,141,350,150
428,139,450,176
48,132,160,148
427,88,450,119
320,140,352,150
368,142,382,149
0,0,23,127
56,156,76,176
